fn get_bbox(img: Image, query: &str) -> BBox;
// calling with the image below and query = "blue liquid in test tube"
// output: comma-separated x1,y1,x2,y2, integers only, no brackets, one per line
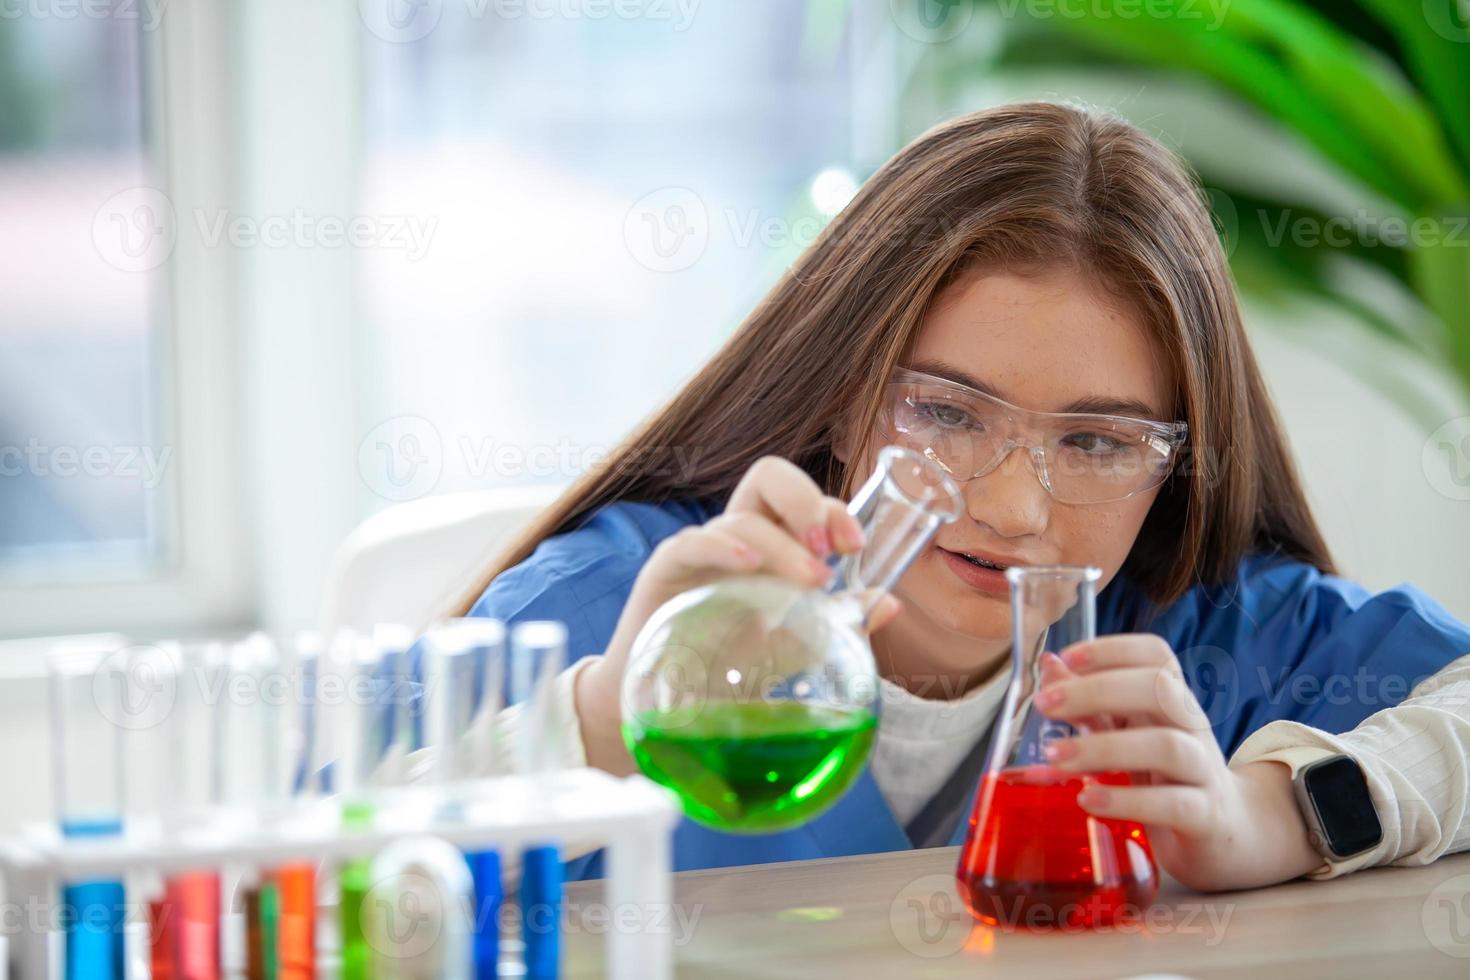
510,622,569,980
424,618,508,980
49,640,130,980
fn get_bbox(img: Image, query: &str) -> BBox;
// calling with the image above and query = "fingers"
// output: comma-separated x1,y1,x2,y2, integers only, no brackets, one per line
658,513,832,589
1038,651,1074,688
1045,727,1214,786
1057,633,1182,677
726,456,864,557
1036,663,1209,731
1076,781,1216,835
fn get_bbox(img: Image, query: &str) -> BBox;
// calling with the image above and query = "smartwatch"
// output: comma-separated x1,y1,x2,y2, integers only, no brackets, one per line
1291,754,1383,861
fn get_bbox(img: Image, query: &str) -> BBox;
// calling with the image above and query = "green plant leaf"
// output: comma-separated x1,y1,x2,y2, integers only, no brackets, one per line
1004,0,1470,209
1355,0,1470,179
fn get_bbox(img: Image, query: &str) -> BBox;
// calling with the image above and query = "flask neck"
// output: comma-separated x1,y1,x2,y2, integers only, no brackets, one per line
827,446,963,626
987,565,1102,772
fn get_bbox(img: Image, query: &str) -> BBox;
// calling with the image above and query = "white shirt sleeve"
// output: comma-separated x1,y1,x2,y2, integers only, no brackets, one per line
491,654,596,773
1228,651,1470,879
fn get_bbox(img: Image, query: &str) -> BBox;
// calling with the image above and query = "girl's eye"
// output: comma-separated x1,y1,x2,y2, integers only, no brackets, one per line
1061,431,1126,456
915,400,976,429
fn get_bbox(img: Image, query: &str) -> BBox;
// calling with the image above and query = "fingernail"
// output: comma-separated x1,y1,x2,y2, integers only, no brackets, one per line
806,526,831,558
1062,646,1090,669
1043,739,1077,762
841,523,865,551
1078,787,1110,808
735,544,761,567
1035,688,1064,710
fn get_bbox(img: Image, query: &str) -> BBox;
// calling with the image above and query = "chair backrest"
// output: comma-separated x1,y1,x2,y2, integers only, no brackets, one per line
316,484,566,640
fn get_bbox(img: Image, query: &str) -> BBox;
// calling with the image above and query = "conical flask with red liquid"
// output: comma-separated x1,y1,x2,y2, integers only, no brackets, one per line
956,565,1159,929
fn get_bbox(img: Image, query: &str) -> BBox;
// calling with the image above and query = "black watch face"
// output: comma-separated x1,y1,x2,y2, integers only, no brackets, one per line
1305,756,1383,857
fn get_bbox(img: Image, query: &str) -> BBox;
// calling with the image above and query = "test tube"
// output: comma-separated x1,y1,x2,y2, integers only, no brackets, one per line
255,631,323,980
335,629,394,980
424,623,479,785
293,631,323,796
169,642,228,980
373,625,416,785
49,639,128,980
218,634,272,980
119,643,181,980
509,622,568,980
424,618,507,979
224,633,317,980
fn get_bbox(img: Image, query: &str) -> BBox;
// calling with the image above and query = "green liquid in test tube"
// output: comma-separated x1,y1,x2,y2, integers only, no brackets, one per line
333,631,393,980
337,801,375,980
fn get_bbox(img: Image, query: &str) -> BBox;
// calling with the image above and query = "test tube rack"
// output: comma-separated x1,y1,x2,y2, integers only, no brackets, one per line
0,768,680,980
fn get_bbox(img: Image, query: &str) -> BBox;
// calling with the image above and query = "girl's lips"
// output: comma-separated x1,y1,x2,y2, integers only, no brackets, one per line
937,546,1011,596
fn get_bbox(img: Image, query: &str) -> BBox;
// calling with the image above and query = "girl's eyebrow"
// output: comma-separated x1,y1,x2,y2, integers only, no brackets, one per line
907,358,1164,419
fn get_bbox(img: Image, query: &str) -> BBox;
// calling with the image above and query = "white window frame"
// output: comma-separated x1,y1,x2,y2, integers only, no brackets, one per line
0,0,364,640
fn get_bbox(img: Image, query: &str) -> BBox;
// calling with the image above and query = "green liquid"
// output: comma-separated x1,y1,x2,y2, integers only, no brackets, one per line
339,801,374,980
258,880,279,980
625,701,876,833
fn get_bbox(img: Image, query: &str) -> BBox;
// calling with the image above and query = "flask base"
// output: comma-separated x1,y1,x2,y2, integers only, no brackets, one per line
955,874,1158,930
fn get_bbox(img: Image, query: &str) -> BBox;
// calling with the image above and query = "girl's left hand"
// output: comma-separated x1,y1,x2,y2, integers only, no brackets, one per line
1035,635,1322,892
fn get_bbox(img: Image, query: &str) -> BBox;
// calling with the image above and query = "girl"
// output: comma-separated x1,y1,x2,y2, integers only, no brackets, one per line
455,102,1470,890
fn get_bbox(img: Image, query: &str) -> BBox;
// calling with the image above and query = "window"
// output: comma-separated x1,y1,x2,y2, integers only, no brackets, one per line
0,1,244,639
354,1,868,506
0,6,167,582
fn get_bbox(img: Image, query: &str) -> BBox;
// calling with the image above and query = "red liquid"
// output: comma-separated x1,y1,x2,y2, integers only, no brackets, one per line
170,872,221,980
149,896,177,980
956,766,1158,929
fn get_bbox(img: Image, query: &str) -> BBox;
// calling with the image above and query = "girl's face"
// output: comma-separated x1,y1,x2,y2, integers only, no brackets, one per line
849,266,1175,683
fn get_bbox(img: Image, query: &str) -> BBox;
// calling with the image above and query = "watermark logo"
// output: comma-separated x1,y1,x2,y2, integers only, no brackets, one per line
624,187,709,272
1424,0,1470,44
888,874,972,957
1421,872,1470,957
1203,186,1240,260
93,645,178,732
1423,416,1470,502
359,0,444,42
1175,645,1239,728
890,0,973,43
363,870,445,962
358,416,444,502
92,187,177,273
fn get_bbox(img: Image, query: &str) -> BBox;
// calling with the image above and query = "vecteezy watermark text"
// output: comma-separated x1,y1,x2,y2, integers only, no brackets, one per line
0,0,168,30
357,415,712,502
92,187,439,273
0,440,171,489
358,0,700,44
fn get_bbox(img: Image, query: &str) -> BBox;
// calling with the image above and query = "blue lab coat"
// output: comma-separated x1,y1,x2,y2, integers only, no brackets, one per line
467,497,1470,879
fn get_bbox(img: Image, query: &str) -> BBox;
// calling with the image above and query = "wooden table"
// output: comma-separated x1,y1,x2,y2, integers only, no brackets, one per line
563,847,1470,978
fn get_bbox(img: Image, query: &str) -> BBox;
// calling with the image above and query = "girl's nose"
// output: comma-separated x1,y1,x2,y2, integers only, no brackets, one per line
962,444,1050,538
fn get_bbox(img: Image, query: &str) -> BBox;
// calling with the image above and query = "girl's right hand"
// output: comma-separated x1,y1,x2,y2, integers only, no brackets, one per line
575,455,900,774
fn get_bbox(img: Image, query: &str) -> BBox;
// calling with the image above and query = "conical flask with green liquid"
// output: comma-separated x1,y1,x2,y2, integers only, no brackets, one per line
621,445,964,832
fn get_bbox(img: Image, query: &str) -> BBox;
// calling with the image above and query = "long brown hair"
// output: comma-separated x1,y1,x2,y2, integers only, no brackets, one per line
450,101,1334,618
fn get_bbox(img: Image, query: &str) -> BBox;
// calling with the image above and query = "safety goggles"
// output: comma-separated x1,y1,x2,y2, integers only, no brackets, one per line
877,368,1188,505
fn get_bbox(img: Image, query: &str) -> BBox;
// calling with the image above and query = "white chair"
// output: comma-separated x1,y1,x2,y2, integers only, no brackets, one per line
316,484,566,639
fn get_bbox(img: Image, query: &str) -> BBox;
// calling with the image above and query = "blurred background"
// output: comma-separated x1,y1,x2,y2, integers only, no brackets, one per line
2,0,1469,654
